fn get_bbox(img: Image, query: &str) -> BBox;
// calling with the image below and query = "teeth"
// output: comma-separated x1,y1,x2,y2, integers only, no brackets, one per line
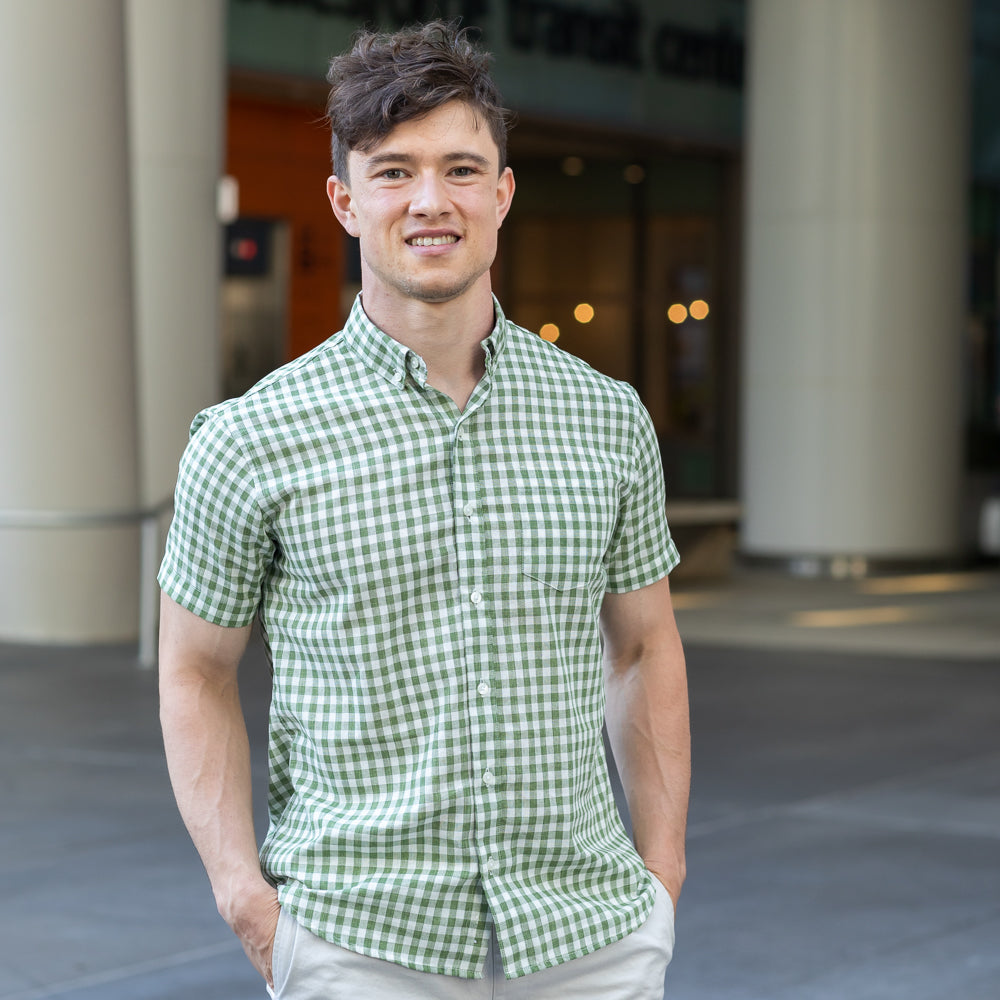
408,235,458,246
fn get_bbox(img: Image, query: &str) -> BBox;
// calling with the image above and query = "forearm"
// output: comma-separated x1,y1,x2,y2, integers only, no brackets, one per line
160,668,268,920
158,596,278,984
605,634,690,901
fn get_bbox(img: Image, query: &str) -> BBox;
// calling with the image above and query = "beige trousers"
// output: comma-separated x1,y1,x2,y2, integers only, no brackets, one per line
268,880,675,1000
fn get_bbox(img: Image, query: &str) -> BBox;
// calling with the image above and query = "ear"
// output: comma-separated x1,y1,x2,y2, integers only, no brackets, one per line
495,167,515,228
327,175,360,237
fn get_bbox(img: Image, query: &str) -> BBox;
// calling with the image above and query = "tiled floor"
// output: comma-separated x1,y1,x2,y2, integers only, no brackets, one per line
1,569,998,999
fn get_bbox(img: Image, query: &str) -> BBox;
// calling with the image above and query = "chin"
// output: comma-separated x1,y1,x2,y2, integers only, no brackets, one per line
406,278,478,304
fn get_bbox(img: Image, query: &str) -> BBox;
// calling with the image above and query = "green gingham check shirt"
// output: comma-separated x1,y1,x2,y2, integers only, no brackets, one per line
159,295,679,979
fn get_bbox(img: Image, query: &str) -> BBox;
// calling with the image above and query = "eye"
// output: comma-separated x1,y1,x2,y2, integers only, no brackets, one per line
451,166,478,178
380,168,407,180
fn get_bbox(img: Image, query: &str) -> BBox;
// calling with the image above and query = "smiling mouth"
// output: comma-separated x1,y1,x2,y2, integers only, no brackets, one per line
407,235,459,247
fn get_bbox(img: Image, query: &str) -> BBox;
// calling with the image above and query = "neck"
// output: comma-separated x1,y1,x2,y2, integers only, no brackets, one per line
360,281,496,409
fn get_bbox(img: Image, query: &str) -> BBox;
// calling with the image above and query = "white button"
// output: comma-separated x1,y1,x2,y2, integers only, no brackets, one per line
477,681,491,696
457,428,468,441
470,591,482,605
483,770,496,787
463,501,476,517
486,856,499,874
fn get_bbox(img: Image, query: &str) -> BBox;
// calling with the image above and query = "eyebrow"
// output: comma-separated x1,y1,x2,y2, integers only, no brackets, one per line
363,151,493,171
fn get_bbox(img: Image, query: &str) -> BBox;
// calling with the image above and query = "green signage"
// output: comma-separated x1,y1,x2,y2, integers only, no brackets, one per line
228,0,744,143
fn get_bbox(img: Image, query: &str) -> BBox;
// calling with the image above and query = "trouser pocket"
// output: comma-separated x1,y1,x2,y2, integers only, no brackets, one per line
270,907,297,998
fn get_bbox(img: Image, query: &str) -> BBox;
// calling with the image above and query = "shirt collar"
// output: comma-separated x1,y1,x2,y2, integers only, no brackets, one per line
481,296,508,377
341,293,509,388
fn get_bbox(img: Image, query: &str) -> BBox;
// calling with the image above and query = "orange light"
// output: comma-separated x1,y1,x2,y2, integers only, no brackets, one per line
539,323,560,342
689,299,710,320
667,304,688,324
573,303,595,323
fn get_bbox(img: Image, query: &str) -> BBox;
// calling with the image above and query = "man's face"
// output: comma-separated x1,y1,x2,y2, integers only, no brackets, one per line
327,101,515,309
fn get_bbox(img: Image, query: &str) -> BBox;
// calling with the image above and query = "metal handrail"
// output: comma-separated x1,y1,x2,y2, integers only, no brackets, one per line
0,497,174,669
0,498,173,528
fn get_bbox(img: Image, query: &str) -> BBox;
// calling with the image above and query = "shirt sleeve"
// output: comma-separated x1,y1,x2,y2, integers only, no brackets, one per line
604,387,680,593
157,407,274,627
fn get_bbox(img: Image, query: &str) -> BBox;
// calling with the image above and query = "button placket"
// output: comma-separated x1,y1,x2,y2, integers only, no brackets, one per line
450,400,502,892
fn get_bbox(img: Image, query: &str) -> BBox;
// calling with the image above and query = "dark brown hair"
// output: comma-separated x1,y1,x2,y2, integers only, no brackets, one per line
326,21,514,182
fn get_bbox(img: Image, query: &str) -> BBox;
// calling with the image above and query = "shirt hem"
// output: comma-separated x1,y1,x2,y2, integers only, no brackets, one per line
156,575,257,630
604,551,679,595
499,875,657,979
274,876,656,981
276,886,491,980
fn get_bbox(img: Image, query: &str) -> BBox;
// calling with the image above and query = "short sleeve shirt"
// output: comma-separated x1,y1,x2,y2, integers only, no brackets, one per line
159,296,679,979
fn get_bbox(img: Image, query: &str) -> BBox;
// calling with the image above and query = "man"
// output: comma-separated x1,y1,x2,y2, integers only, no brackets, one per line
159,20,689,999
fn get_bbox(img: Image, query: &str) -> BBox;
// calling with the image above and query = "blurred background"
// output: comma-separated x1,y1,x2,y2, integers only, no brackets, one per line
0,0,998,644
0,3,999,1000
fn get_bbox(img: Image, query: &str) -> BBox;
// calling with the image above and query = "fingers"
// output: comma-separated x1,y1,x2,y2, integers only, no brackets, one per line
229,882,281,986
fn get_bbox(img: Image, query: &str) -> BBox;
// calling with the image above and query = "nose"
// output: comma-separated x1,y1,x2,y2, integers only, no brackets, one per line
409,170,450,218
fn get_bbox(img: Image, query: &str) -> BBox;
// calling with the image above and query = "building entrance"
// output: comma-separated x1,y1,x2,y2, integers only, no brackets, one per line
501,152,740,500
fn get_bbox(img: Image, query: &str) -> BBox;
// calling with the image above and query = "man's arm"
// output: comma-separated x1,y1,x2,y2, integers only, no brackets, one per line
158,593,280,986
601,573,690,905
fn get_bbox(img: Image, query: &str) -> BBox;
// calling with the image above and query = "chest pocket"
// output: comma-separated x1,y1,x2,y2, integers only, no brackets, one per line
496,483,619,593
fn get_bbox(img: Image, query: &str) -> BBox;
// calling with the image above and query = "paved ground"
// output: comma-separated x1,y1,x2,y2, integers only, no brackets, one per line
0,567,998,999
672,565,1000,661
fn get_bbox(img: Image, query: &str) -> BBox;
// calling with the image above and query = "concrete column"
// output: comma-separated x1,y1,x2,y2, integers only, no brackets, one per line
741,0,970,568
0,1,139,641
126,0,226,507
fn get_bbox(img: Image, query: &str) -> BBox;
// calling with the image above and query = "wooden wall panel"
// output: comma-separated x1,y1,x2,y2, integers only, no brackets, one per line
226,94,344,361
